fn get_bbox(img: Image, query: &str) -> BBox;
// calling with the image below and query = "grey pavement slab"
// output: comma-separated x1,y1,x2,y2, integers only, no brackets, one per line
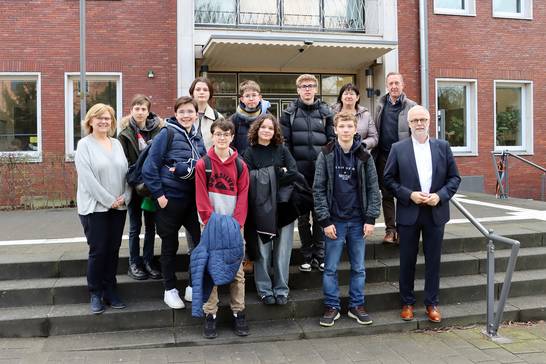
0,322,544,363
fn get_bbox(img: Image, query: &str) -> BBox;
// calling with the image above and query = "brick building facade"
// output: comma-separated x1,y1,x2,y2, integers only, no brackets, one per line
0,0,544,207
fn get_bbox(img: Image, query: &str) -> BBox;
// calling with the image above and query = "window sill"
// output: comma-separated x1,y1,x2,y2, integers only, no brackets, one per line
0,152,42,163
492,13,532,20
433,9,476,17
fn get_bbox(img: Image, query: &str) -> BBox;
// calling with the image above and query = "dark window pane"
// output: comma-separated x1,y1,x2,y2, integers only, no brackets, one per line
496,87,522,146
209,73,237,95
73,79,117,148
215,96,238,119
438,84,467,147
322,75,354,96
0,79,38,152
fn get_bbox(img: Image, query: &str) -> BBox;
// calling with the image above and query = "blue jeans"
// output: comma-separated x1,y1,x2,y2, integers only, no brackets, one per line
127,194,156,266
254,222,295,298
323,220,366,310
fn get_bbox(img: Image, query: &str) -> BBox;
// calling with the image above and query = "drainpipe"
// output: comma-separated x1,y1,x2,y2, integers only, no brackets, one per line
419,0,429,109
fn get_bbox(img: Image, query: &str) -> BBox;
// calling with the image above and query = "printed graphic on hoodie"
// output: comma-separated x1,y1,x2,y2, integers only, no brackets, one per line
208,172,236,192
335,165,356,182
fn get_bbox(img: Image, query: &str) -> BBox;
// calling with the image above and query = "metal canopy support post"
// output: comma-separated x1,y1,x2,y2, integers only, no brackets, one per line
79,0,86,129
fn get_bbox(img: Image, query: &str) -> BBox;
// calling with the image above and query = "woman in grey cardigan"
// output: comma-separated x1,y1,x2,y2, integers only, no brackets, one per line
75,103,131,315
332,83,378,151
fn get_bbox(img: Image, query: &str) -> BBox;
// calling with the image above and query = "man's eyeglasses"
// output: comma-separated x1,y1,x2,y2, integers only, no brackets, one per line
409,118,428,124
212,132,232,139
298,84,317,90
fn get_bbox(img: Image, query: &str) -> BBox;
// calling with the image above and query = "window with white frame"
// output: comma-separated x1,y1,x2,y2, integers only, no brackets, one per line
494,81,533,153
436,79,478,155
493,0,532,19
434,0,475,16
0,73,41,160
65,73,122,158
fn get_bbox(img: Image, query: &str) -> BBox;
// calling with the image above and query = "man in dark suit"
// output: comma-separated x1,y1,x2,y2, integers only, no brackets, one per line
384,105,460,323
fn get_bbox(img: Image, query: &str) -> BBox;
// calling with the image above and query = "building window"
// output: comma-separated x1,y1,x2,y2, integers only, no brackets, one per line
493,0,532,19
494,81,533,153
64,73,122,159
434,0,476,16
195,0,236,24
321,75,355,106
0,73,41,161
436,79,478,155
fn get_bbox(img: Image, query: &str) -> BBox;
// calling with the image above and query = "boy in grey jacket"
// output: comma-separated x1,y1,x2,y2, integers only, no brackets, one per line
313,111,381,327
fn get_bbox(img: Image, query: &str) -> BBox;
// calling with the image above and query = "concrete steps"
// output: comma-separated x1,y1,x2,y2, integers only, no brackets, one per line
0,230,544,338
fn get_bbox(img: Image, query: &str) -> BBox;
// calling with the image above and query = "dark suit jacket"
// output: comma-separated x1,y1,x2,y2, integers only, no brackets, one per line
383,137,461,226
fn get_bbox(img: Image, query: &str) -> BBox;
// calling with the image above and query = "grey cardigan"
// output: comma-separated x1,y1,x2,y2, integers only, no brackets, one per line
75,135,131,215
313,140,381,228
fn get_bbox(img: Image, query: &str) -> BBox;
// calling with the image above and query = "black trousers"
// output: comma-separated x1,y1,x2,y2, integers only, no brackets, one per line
398,206,445,306
79,209,127,296
376,151,396,233
155,197,201,290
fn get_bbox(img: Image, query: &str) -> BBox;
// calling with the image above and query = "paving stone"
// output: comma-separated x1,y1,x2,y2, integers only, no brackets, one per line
440,356,474,364
499,340,546,354
480,348,525,363
516,352,546,363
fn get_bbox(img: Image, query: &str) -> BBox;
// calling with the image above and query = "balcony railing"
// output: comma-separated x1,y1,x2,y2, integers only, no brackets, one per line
194,0,381,34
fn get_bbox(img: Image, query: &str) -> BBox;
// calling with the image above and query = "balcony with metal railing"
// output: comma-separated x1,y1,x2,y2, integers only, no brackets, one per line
194,0,381,35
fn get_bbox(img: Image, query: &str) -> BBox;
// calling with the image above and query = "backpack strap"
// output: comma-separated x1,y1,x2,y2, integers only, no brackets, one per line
203,154,243,187
203,154,212,186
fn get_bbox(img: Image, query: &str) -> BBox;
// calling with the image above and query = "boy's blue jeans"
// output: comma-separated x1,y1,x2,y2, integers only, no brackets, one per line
323,220,366,310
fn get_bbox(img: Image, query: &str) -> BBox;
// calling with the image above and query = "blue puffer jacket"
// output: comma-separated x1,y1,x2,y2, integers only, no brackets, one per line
190,213,244,317
142,118,206,200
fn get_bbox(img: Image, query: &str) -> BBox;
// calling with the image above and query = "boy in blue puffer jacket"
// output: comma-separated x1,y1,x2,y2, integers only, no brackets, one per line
142,96,206,310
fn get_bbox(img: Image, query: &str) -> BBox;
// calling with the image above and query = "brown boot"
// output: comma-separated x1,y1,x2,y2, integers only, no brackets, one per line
243,259,254,274
383,231,398,245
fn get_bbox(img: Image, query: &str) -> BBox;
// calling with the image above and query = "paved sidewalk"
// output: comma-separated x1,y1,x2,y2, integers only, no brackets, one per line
0,322,545,363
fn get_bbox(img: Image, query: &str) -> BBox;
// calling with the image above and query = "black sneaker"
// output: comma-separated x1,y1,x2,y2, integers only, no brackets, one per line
233,311,249,336
319,307,340,327
311,258,324,272
275,295,288,305
143,261,162,280
128,263,148,280
261,295,276,305
299,261,312,272
348,306,373,325
103,290,127,309
203,314,217,339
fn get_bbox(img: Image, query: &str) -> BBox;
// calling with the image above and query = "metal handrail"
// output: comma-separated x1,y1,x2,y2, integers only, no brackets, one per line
450,197,520,339
492,150,546,200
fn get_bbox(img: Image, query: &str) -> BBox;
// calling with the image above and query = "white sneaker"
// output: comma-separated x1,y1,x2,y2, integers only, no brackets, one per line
164,288,185,309
184,286,193,302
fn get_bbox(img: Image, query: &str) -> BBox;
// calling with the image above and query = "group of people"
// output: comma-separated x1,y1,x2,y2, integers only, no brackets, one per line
74,71,461,339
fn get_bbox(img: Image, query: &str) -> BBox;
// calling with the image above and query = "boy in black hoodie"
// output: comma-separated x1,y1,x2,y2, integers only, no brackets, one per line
313,112,381,327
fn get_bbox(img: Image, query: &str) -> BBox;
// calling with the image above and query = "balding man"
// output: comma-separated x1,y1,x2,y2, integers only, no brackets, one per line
374,72,416,245
384,105,460,323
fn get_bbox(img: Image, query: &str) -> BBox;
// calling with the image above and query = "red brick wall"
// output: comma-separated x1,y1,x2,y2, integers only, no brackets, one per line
399,0,545,200
0,0,178,207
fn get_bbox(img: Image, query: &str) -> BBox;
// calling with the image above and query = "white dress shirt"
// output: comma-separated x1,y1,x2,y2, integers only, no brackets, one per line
411,136,432,194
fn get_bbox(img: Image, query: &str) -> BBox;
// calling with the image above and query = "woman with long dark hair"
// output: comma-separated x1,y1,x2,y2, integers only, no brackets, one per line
243,114,298,305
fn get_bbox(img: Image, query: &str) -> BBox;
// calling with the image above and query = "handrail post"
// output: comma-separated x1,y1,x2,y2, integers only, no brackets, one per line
486,236,495,336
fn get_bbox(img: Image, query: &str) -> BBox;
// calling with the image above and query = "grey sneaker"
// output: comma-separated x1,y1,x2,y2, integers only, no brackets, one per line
319,307,340,327
348,306,373,325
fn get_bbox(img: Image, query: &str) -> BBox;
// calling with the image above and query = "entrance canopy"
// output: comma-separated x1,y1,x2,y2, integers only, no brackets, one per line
201,34,397,73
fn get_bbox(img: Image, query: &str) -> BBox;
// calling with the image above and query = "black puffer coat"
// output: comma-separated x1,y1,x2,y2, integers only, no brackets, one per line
280,98,334,184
